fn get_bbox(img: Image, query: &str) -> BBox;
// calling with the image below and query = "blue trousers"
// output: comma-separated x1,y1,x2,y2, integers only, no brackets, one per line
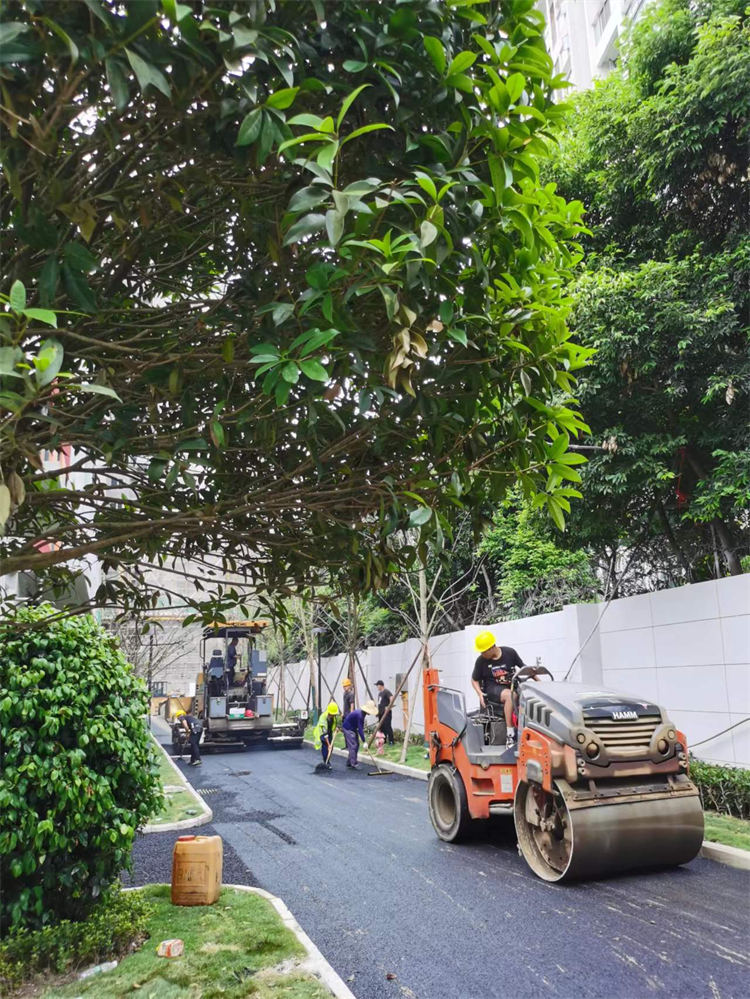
320,733,331,762
344,728,359,765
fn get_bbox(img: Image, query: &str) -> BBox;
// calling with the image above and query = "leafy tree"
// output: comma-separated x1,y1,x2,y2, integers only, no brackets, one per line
551,0,749,584
0,0,588,618
478,501,598,617
0,605,162,933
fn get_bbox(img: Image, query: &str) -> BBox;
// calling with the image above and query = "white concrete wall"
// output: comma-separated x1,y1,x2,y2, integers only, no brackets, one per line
268,575,749,767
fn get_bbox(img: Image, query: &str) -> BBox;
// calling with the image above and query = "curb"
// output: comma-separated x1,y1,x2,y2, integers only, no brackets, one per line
700,840,750,870
227,885,356,999
143,734,213,834
304,738,429,781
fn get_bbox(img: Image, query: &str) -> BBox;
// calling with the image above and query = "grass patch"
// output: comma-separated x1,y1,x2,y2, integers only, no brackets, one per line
148,791,203,826
41,886,332,999
304,726,430,771
703,811,750,852
146,738,205,826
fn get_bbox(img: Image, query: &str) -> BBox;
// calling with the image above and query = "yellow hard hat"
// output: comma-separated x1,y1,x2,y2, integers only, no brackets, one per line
175,709,186,717
342,678,352,687
326,702,339,716
474,630,497,653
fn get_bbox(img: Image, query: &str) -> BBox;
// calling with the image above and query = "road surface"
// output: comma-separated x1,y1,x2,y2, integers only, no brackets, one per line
132,737,750,999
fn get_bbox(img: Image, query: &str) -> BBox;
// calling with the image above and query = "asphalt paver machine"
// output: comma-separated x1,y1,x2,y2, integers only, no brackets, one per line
186,621,305,750
423,665,704,881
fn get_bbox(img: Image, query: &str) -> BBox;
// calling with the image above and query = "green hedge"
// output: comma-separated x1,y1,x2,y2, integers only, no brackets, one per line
0,885,151,995
690,758,750,820
0,605,163,933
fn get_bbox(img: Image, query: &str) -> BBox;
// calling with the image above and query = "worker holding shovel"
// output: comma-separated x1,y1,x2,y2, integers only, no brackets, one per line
313,702,340,771
342,700,378,769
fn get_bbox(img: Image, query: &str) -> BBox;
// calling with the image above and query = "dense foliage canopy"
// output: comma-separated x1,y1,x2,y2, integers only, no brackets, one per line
0,0,589,618
552,0,749,586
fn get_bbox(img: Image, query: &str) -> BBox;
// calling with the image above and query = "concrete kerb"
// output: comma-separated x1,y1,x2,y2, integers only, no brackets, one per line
700,841,750,870
143,733,213,834
228,885,356,999
124,884,354,999
303,743,750,868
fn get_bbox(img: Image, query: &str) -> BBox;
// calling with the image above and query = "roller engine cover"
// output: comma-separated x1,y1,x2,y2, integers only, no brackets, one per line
517,682,674,763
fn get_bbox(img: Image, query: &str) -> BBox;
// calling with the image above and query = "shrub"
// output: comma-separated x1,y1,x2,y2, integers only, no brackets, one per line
690,757,750,820
0,605,163,934
0,884,151,994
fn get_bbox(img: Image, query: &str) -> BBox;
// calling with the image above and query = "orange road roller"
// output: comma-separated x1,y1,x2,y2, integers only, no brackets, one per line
423,665,704,882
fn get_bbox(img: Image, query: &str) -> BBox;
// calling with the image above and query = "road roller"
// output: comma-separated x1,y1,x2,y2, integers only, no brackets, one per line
423,665,704,881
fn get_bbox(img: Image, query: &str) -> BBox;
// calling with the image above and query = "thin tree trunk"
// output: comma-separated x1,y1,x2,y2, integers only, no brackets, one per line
657,499,693,580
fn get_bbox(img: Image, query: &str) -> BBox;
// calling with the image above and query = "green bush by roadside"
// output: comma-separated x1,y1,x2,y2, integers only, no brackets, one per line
0,885,151,996
0,605,163,933
690,758,750,820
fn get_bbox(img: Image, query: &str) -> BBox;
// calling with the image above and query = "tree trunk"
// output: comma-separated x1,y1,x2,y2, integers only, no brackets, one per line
684,450,742,575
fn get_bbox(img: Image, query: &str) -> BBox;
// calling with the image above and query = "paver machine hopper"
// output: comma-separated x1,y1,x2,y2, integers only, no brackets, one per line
424,665,704,881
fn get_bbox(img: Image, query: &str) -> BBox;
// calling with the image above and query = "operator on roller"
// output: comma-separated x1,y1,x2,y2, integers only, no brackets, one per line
471,630,526,748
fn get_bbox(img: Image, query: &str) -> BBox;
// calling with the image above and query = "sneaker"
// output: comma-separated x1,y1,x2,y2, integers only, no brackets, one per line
326,763,332,770
191,760,202,766
505,728,516,749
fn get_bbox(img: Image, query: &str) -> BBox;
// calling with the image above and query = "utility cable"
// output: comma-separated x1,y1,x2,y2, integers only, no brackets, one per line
689,716,750,748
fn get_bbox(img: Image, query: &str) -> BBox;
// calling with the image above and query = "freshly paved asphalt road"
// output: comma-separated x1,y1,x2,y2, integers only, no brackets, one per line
132,734,750,999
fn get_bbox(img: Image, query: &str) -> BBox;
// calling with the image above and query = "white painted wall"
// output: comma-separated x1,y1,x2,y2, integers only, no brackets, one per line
269,575,750,767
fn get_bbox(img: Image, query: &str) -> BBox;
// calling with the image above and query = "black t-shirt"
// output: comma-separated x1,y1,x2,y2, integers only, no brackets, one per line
377,688,392,716
472,647,525,701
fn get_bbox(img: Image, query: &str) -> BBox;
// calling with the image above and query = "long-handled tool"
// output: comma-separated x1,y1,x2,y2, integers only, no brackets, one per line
314,728,338,773
363,736,392,777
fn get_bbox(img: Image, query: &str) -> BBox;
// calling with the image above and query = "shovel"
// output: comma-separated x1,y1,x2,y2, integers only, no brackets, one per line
313,728,338,773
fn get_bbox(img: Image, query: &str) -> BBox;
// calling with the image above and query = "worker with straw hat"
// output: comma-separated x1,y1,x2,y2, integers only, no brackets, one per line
313,702,340,770
342,700,377,769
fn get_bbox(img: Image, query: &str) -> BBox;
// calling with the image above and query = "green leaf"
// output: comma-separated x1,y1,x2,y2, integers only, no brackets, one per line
265,87,299,110
408,505,432,527
38,256,60,306
105,56,129,112
340,122,394,146
34,339,64,388
448,327,467,346
420,220,438,249
21,308,57,328
281,361,299,384
125,49,171,99
336,83,370,130
448,51,476,76
41,16,79,66
9,280,26,312
288,186,327,213
423,36,446,74
236,107,263,146
287,113,326,129
299,359,328,381
506,72,525,104
342,59,368,73
62,264,97,313
77,383,122,402
0,484,11,527
0,23,28,47
63,242,97,273
326,208,346,247
283,213,326,246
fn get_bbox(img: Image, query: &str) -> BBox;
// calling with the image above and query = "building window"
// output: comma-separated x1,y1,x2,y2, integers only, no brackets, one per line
151,681,166,696
593,0,611,43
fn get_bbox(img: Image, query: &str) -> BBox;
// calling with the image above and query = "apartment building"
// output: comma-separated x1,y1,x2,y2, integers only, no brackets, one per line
539,0,653,92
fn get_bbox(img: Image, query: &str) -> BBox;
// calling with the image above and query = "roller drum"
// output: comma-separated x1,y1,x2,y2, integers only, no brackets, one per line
514,779,704,883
